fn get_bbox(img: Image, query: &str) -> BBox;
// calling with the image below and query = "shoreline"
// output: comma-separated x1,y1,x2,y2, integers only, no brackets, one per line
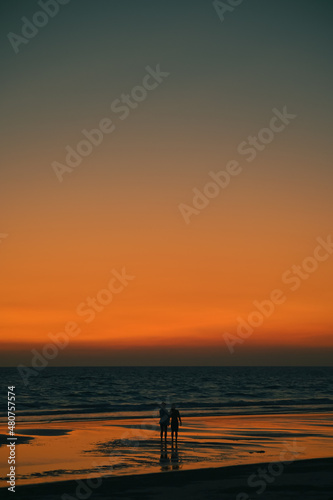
4,456,333,499
2,407,333,425
1,409,332,425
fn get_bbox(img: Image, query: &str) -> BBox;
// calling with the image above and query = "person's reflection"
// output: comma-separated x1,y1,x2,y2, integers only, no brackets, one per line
171,442,181,470
159,442,170,471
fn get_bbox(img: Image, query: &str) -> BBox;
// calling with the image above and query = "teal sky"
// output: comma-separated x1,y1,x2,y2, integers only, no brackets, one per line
2,0,333,179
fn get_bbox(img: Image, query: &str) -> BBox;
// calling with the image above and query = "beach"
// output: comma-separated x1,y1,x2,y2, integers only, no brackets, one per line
1,366,333,498
1,412,333,498
2,0,333,497
4,457,333,499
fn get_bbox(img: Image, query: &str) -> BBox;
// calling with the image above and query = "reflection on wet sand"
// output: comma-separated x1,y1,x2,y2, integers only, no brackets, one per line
171,443,182,470
159,442,182,471
1,413,333,485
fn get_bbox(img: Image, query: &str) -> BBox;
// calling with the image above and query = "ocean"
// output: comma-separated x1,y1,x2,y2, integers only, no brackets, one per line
1,366,333,423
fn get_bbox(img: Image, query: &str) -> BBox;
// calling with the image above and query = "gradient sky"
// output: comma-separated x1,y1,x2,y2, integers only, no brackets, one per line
1,0,333,366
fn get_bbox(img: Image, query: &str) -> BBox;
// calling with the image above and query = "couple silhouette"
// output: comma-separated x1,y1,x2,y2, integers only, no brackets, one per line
159,402,182,444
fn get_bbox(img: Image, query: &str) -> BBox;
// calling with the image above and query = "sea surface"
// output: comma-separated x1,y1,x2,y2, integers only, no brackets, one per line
1,366,333,423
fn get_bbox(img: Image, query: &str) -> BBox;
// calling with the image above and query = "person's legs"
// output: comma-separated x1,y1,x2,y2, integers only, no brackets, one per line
171,429,174,443
175,429,178,443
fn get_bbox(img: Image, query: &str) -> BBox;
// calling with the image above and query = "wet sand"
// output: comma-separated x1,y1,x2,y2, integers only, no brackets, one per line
1,413,333,498
4,457,333,499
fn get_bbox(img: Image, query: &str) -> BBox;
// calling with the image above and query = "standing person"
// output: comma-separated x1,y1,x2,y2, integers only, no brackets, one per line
159,402,169,443
170,403,182,444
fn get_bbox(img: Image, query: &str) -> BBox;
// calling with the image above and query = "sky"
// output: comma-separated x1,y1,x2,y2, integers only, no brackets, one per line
1,0,333,366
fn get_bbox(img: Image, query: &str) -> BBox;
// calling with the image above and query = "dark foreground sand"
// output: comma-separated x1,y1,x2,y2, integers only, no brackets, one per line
5,457,333,500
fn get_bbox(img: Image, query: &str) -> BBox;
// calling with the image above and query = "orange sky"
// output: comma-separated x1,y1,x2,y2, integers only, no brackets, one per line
1,150,333,365
1,0,333,366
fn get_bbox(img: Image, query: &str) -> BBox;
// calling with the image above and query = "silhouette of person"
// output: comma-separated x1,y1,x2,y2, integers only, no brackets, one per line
170,403,182,444
159,402,169,443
